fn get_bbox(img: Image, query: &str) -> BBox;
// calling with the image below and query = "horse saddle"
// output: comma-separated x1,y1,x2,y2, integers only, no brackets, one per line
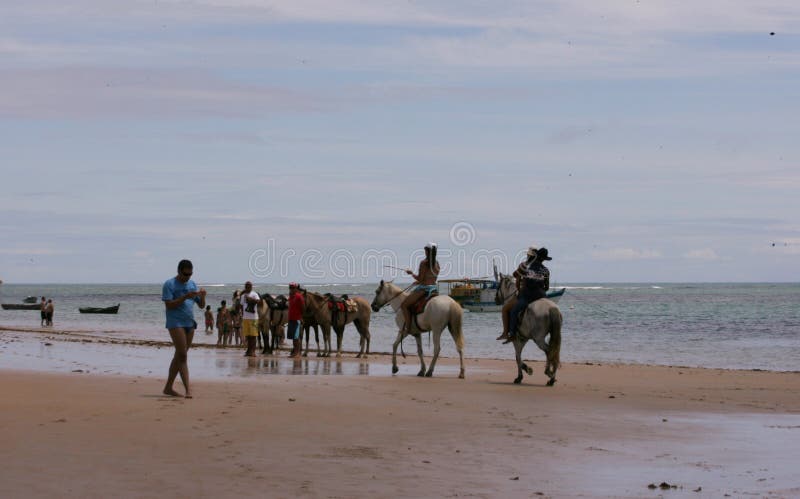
324,294,358,313
268,295,288,310
412,290,438,315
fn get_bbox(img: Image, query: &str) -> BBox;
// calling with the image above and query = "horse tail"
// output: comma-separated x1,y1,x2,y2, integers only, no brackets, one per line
547,307,562,371
447,303,464,351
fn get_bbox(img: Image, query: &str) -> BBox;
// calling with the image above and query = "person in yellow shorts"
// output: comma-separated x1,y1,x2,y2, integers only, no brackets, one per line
239,281,261,357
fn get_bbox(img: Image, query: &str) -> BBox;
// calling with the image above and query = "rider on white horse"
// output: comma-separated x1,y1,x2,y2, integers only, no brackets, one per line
401,242,440,335
502,247,552,344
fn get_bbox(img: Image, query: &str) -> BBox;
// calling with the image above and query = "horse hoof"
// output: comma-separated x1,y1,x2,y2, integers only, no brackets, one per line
392,365,399,374
425,372,433,378
547,378,556,387
417,371,425,377
525,366,533,375
458,372,465,379
513,377,523,384
302,353,308,357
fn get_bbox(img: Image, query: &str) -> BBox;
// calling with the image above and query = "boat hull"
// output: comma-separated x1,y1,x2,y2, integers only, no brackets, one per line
79,304,120,314
1,303,42,310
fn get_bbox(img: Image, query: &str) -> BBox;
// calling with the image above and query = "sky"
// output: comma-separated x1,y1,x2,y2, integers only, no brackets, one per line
1,0,798,284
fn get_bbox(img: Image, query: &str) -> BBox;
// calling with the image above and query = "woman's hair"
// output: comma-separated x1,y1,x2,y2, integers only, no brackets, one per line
429,245,438,272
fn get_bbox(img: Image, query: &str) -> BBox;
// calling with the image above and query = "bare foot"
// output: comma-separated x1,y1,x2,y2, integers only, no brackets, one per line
184,391,193,399
163,387,182,397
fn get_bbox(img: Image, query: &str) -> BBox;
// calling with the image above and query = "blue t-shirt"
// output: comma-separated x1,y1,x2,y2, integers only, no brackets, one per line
162,277,200,328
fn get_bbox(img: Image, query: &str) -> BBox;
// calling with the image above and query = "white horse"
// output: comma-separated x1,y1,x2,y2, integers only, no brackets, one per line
495,274,563,386
370,280,465,379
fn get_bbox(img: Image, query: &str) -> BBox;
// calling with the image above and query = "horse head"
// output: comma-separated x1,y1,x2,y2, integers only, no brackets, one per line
495,273,516,305
371,280,387,312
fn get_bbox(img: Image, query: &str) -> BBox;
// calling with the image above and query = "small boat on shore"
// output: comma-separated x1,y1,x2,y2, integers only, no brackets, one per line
79,304,120,314
1,303,42,310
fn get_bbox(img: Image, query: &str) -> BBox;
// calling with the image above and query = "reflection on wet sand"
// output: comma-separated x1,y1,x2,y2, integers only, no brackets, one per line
1,328,464,379
215,356,370,376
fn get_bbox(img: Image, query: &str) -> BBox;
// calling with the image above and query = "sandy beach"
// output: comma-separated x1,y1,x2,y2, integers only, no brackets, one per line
1,347,799,498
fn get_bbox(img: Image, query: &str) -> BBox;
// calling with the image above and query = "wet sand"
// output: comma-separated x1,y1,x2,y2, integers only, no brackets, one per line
1,327,799,498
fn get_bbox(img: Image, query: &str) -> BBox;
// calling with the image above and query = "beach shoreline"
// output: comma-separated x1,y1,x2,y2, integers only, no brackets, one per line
2,332,799,498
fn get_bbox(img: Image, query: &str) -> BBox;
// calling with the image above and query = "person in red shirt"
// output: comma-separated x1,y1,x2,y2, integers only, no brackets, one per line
287,283,305,358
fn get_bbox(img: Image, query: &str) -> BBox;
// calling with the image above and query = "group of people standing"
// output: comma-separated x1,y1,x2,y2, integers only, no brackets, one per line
206,300,242,346
39,296,54,327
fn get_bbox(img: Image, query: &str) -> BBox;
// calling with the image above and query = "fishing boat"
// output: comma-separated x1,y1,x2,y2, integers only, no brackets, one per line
1,303,42,310
78,304,120,314
441,278,566,312
23,296,38,303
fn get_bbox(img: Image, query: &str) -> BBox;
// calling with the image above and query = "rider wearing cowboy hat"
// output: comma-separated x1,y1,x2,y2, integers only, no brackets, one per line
500,246,551,343
497,246,536,341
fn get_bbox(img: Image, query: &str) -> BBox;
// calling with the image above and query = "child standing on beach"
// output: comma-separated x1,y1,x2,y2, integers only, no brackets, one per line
232,308,242,347
216,300,228,346
204,305,214,334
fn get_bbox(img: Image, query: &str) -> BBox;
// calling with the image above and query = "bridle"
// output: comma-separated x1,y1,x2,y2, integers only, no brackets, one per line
375,282,415,310
497,276,519,303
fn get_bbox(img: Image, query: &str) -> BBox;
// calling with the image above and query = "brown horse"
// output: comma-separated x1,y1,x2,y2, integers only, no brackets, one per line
258,294,288,354
302,304,322,357
303,291,371,358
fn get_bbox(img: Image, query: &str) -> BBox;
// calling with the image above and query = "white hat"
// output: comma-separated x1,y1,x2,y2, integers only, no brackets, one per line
526,246,538,257
425,242,437,249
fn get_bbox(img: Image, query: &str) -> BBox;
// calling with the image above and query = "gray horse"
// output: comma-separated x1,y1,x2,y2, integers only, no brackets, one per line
495,274,562,386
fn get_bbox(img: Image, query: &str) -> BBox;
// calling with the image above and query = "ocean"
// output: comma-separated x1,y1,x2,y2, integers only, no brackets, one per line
1,282,798,372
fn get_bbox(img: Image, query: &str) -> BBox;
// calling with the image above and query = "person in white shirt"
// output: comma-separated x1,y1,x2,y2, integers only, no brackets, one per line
239,281,260,357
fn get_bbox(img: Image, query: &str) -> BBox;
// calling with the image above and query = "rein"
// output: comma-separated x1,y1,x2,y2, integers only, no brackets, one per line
378,283,415,310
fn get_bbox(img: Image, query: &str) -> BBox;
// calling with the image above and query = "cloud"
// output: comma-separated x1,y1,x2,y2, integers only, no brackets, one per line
683,248,719,260
0,247,71,255
0,67,324,119
591,248,662,261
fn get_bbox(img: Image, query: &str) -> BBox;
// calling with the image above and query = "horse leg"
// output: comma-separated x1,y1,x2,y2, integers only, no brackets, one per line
302,325,309,357
425,329,443,377
455,335,465,380
354,319,368,359
321,324,331,357
335,325,344,358
315,326,321,357
261,325,270,354
391,330,404,374
415,334,426,377
513,340,526,384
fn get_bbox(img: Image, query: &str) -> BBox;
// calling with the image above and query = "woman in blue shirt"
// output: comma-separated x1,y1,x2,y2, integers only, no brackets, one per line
162,259,206,398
